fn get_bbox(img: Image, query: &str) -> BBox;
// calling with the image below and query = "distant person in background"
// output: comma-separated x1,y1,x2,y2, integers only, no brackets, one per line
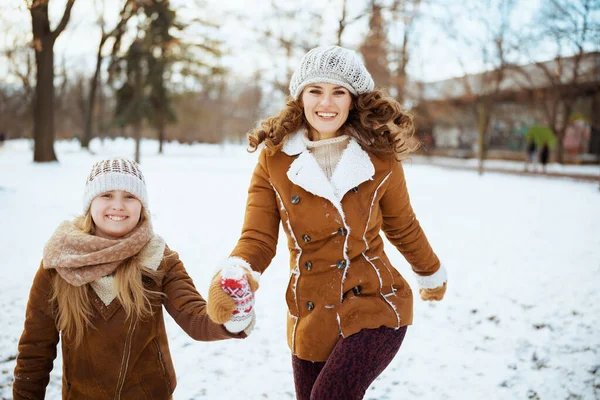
13,158,251,399
539,141,550,173
0,131,5,147
524,136,537,172
206,45,448,400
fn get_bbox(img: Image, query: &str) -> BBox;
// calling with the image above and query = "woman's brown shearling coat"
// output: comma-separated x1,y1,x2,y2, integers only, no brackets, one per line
230,131,442,361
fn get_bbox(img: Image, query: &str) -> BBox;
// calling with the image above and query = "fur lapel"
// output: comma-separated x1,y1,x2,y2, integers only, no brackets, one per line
287,150,339,207
90,234,166,313
283,130,375,206
330,139,375,200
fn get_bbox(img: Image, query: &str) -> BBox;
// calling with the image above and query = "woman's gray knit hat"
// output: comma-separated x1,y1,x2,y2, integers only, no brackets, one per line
289,45,375,99
82,158,148,213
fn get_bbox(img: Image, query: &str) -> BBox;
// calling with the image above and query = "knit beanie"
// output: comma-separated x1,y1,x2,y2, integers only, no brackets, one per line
82,158,149,213
289,45,375,99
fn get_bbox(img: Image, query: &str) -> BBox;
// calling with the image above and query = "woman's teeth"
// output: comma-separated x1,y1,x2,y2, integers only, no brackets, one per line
317,112,336,118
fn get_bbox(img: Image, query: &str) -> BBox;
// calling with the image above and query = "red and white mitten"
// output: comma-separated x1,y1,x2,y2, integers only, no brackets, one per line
220,266,256,333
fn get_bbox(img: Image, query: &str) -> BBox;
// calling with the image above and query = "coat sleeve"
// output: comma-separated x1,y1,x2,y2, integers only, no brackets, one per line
13,263,60,400
229,149,281,274
161,247,245,341
379,161,447,289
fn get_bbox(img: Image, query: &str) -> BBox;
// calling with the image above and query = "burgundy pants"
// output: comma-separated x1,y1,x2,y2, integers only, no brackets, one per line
292,325,408,400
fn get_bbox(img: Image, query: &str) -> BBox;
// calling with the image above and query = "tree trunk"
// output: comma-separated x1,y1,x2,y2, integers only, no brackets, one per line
134,57,143,163
134,121,141,163
32,16,57,162
157,113,165,154
30,0,75,162
32,36,58,162
337,0,347,46
82,41,104,149
477,101,490,175
554,102,574,165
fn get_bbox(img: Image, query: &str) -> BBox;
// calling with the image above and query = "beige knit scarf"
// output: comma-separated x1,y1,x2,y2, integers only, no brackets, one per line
43,219,153,286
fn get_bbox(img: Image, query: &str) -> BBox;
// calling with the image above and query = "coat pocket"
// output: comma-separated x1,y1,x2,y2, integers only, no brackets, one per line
152,340,172,393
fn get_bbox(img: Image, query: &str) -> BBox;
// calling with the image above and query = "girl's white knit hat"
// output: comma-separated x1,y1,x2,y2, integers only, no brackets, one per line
82,158,148,213
289,45,375,99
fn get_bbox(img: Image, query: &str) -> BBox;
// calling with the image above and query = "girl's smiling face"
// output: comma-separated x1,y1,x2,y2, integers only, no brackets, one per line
301,83,352,140
90,190,142,239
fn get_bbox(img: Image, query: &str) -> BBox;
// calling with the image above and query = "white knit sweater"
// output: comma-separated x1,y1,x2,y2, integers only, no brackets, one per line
302,131,350,180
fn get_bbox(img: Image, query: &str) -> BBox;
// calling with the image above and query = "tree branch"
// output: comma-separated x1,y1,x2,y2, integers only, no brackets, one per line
52,0,76,39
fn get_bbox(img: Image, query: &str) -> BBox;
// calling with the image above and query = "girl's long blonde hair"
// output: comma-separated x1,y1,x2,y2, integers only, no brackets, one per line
50,208,163,347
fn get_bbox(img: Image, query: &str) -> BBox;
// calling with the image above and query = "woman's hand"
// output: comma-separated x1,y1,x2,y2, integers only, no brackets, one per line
419,282,447,301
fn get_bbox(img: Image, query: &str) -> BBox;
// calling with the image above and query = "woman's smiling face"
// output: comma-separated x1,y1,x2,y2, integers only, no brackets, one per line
301,83,352,140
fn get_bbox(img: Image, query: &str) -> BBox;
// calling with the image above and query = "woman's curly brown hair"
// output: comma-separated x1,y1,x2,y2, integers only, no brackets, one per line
247,88,418,160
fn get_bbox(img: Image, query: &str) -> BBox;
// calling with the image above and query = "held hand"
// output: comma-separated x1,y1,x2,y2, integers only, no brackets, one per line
419,282,447,301
207,265,260,331
207,273,237,324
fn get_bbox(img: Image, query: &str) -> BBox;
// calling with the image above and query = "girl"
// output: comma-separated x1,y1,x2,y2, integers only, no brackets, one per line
208,45,448,399
13,158,252,399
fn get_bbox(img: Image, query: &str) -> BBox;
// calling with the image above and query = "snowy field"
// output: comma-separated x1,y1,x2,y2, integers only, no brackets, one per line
1,138,599,400
410,155,600,178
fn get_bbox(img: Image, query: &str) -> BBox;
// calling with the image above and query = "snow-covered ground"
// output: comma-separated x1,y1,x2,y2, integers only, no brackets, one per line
1,138,599,400
410,154,600,178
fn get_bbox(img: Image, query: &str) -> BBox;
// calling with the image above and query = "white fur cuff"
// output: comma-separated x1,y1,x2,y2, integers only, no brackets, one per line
216,257,261,283
414,265,447,289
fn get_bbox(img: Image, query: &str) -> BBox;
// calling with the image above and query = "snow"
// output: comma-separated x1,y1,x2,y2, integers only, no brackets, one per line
410,155,600,177
1,138,599,400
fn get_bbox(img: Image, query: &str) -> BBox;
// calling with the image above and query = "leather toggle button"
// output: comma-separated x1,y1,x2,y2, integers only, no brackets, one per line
291,195,300,204
306,301,314,311
350,186,359,193
336,260,347,269
352,286,362,295
337,227,348,236
304,261,312,270
302,234,311,243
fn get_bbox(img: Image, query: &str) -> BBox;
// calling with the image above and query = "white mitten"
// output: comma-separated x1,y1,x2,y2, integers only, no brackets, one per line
220,266,256,333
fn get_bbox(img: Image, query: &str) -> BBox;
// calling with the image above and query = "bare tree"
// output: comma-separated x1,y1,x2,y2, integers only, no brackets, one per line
233,1,322,97
28,0,76,162
528,0,600,163
389,0,421,104
337,0,368,46
441,0,519,174
81,0,135,149
2,36,35,138
360,0,391,88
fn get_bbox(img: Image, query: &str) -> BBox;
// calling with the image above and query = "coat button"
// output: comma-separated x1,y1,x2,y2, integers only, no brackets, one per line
306,301,314,311
350,186,359,193
352,286,362,295
291,195,300,204
336,260,347,269
337,227,348,236
304,261,312,270
302,234,311,243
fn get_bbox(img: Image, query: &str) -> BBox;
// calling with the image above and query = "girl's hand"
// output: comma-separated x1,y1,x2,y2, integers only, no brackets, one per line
207,265,259,331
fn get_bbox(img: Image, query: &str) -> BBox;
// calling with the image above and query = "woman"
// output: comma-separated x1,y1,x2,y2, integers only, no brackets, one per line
208,45,448,399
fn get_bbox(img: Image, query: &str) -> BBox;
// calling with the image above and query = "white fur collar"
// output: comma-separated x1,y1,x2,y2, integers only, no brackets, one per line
283,129,375,207
90,234,166,306
282,128,307,156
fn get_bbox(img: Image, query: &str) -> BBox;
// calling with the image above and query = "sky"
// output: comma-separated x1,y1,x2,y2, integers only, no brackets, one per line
0,0,548,88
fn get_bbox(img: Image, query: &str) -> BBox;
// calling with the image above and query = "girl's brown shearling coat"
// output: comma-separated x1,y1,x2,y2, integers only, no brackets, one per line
13,246,242,400
230,130,445,362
